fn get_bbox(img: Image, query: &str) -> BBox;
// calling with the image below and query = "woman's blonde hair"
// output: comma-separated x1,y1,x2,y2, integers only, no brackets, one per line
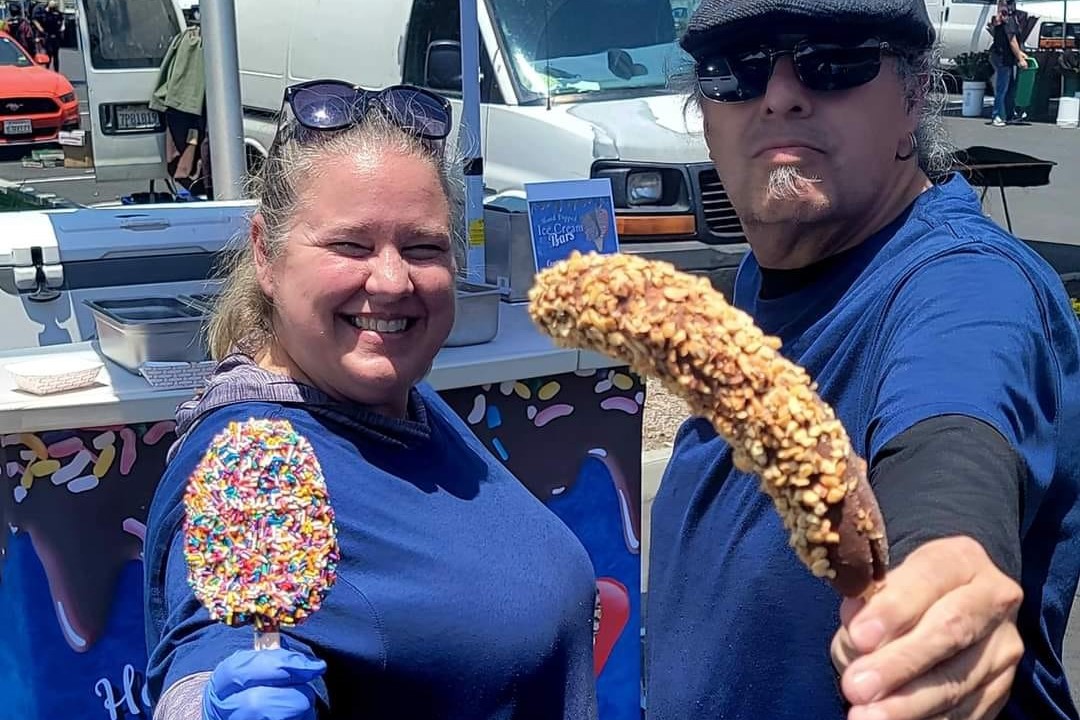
205,110,465,360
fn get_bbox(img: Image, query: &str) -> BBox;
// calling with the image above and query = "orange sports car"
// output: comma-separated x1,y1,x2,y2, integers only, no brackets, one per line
0,30,79,146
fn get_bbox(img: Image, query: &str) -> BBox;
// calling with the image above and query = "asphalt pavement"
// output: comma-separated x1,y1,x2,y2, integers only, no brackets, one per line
5,44,1080,709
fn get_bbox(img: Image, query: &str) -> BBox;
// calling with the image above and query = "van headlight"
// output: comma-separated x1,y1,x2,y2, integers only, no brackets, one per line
591,162,696,237
591,162,688,208
627,171,663,205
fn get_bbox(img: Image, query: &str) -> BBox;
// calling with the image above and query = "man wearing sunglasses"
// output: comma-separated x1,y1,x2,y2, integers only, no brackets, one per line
646,1,1080,720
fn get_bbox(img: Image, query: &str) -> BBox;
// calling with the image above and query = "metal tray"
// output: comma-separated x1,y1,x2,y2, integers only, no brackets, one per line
87,297,203,323
84,297,209,373
445,281,502,347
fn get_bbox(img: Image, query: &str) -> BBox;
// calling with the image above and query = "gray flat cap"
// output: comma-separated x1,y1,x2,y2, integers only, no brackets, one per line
680,0,936,60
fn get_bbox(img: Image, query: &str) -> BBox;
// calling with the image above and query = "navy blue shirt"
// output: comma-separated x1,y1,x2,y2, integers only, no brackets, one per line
646,175,1080,719
145,383,599,719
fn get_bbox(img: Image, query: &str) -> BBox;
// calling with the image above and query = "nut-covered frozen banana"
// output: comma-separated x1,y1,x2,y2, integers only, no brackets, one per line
528,251,888,598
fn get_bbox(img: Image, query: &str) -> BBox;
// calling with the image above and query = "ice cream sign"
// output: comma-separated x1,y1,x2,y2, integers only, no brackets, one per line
525,178,620,271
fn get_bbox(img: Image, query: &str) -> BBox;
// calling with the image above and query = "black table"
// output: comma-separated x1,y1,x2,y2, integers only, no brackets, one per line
950,145,1057,233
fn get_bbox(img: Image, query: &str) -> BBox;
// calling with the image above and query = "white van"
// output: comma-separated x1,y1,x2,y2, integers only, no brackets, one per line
73,0,1077,246
75,0,744,255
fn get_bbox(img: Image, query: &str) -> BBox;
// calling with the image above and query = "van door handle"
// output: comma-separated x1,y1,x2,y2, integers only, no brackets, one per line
944,6,949,22
120,220,171,231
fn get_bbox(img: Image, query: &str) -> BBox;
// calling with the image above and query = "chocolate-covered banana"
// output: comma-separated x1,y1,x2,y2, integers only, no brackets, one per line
528,251,888,598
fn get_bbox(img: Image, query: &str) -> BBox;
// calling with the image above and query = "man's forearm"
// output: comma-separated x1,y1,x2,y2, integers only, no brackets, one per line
1010,37,1025,61
869,414,1024,581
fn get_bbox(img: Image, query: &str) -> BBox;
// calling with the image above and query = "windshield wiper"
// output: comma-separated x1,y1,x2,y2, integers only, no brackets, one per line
543,65,580,80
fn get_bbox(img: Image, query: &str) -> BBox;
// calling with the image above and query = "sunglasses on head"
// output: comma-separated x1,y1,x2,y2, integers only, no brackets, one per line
696,37,892,103
279,79,453,141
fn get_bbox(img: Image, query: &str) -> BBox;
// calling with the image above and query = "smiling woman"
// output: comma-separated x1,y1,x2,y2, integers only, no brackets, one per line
206,100,464,389
143,81,600,720
234,116,460,417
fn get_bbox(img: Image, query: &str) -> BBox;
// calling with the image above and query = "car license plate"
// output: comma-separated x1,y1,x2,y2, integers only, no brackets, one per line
3,119,32,135
115,105,160,131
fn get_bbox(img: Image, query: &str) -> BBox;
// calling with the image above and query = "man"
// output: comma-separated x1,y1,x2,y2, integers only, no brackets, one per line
5,2,36,56
645,1,1080,719
989,0,1029,126
38,0,62,72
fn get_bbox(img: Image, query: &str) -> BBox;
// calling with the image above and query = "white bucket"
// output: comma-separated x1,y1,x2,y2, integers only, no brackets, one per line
1057,96,1080,129
962,81,986,118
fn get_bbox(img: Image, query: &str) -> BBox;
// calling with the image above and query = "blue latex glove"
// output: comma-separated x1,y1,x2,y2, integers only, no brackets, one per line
202,648,326,720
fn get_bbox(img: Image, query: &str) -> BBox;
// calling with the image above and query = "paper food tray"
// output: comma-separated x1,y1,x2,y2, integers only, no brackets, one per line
6,356,104,395
139,361,216,389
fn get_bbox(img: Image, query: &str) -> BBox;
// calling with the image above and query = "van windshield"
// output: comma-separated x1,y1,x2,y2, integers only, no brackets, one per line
491,0,695,100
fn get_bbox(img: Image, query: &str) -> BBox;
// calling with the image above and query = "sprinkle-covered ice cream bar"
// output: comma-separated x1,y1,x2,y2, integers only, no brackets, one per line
182,418,339,645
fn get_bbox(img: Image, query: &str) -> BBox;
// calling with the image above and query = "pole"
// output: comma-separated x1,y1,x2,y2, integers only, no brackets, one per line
459,0,485,283
199,0,247,200
1064,0,1069,50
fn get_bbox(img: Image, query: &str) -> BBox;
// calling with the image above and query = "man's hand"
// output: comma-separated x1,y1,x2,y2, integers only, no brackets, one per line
831,536,1024,720
1019,57,1029,70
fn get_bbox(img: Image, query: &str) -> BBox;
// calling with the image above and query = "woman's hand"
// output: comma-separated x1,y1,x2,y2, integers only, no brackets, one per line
202,648,326,720
831,536,1024,720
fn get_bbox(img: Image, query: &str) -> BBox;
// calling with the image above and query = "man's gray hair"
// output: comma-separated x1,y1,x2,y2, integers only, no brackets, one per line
893,43,956,178
670,42,956,178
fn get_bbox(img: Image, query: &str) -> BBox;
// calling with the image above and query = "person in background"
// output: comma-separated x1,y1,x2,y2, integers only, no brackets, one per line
990,0,1029,127
144,81,599,720
28,0,42,48
38,0,61,71
646,0,1080,718
5,3,36,55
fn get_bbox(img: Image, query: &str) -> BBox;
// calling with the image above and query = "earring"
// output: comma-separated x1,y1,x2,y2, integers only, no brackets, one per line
896,132,918,161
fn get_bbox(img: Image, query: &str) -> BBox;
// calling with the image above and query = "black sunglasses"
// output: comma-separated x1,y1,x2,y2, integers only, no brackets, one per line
696,38,892,103
279,79,453,141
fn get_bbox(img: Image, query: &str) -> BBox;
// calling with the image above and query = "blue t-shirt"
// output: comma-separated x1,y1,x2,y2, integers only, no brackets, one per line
645,175,1080,719
145,383,599,719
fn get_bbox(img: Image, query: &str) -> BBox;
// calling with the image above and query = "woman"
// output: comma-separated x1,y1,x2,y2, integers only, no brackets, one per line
989,0,1029,126
144,81,599,720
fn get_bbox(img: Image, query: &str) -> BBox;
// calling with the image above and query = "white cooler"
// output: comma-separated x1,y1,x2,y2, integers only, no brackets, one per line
0,201,253,352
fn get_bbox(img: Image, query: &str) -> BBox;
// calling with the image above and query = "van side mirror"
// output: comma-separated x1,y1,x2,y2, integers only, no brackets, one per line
34,52,50,66
425,40,463,92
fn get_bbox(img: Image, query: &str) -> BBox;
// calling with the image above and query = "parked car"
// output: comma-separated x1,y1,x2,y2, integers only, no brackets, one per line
0,30,79,147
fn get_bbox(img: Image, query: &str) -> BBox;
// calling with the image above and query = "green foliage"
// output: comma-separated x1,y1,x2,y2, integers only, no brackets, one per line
953,51,994,82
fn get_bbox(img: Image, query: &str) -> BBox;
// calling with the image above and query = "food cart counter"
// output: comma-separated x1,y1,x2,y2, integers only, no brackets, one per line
0,303,643,720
